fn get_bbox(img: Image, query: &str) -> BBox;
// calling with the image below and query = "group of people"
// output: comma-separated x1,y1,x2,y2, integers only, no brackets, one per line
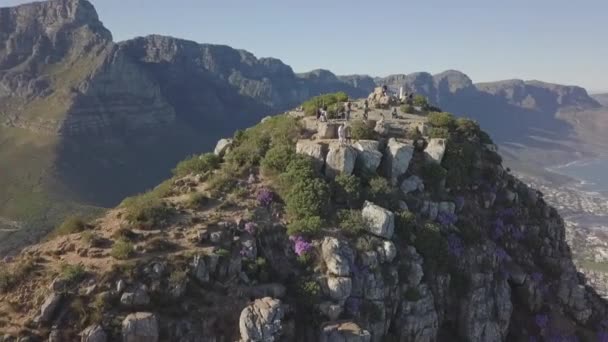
316,100,353,122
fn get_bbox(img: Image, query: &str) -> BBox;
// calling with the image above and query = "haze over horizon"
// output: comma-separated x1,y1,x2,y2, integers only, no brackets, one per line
2,0,607,92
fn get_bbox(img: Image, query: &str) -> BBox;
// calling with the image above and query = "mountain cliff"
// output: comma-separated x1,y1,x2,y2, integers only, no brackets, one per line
0,99,606,342
0,0,603,252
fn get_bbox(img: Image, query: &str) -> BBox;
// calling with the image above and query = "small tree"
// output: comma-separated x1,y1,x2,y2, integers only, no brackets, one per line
413,95,429,109
350,120,375,140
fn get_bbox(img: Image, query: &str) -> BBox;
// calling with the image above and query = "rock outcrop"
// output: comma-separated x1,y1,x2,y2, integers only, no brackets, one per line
239,297,284,342
122,312,159,342
383,138,414,185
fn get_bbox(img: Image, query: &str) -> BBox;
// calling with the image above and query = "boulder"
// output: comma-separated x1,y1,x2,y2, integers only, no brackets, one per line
38,292,62,324
319,302,344,321
191,255,209,283
239,297,284,342
325,276,352,301
325,144,357,178
400,175,424,194
396,285,439,342
361,201,395,239
318,122,340,139
320,321,371,342
122,312,159,342
214,138,233,157
296,140,327,171
353,140,382,173
80,325,107,342
383,138,414,185
120,286,150,307
425,138,446,163
321,237,354,277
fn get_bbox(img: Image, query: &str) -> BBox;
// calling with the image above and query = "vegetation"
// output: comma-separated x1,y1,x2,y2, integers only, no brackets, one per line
429,127,450,139
172,153,220,177
350,120,375,140
59,263,86,283
365,176,397,208
121,180,176,228
302,92,349,116
421,162,447,193
0,258,35,293
53,215,86,236
412,95,429,109
400,104,414,114
287,216,323,236
337,210,368,235
442,141,477,188
145,237,177,253
395,211,416,241
261,145,295,176
110,238,135,260
298,280,322,302
427,112,456,129
186,192,210,209
414,223,448,272
334,174,361,207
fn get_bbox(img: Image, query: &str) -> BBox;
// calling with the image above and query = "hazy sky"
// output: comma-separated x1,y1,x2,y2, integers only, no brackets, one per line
4,0,608,92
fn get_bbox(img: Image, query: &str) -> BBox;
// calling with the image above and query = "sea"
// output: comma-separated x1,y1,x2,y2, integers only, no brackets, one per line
549,158,608,194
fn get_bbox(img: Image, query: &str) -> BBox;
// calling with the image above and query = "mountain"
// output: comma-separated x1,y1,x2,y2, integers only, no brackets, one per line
0,104,607,341
0,0,603,252
592,93,608,107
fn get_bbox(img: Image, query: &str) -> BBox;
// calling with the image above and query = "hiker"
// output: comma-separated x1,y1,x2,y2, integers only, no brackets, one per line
344,101,351,121
316,107,322,120
382,85,388,96
363,99,369,120
319,107,328,122
338,124,346,145
391,107,398,119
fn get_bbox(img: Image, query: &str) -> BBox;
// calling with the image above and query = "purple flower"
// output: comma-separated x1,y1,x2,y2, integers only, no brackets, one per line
437,212,458,226
244,222,257,235
495,247,510,263
535,314,549,330
290,235,313,256
257,188,274,207
531,272,543,284
447,234,464,257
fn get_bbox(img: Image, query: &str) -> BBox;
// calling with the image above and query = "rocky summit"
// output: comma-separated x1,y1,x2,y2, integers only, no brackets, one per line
0,89,606,342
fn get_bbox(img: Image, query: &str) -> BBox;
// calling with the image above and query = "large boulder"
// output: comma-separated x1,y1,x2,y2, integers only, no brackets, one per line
120,286,150,307
214,138,233,157
400,175,424,194
321,237,354,277
383,138,414,185
325,144,357,178
353,140,382,173
318,122,341,139
296,140,327,171
320,321,371,342
361,201,395,239
395,285,439,342
122,312,159,342
37,292,62,324
325,276,352,301
239,297,284,342
425,138,446,163
80,325,107,342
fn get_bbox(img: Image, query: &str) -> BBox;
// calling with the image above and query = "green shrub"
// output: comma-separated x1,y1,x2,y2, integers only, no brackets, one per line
287,216,323,236
285,179,329,219
427,112,455,128
207,172,238,198
81,231,103,247
415,223,448,272
261,145,295,176
334,174,361,207
214,248,231,258
172,153,220,177
337,210,367,235
401,104,414,114
412,95,429,109
53,215,86,236
111,239,134,260
121,181,176,228
0,258,35,293
405,127,423,140
421,162,447,192
366,176,397,208
186,192,209,209
350,120,375,140
302,92,348,116
395,211,416,240
442,141,477,188
429,127,450,139
60,263,86,283
298,280,321,301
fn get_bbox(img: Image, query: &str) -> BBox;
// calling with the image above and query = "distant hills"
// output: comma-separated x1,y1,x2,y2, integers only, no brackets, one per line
0,0,603,248
592,93,608,107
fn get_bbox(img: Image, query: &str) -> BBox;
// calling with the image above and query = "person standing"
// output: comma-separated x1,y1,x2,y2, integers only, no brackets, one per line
338,124,346,145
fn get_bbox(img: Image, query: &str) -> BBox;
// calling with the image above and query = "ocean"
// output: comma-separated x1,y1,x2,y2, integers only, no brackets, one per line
549,158,608,193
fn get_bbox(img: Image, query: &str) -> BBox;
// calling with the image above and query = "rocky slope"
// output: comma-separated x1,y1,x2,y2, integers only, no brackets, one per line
0,93,607,342
591,93,608,107
0,0,604,255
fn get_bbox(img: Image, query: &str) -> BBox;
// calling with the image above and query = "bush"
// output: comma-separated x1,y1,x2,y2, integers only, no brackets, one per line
421,162,447,192
401,104,414,114
395,211,416,240
334,174,361,207
207,172,238,197
60,263,86,283
350,120,375,140
111,239,134,260
287,216,323,236
405,127,422,140
0,258,35,293
172,153,220,177
261,145,295,176
121,182,176,228
412,95,429,109
53,216,86,236
427,112,455,128
337,210,367,235
302,92,349,116
442,141,477,188
81,231,103,247
414,223,448,272
186,192,209,209
285,179,329,219
429,127,450,139
365,177,397,208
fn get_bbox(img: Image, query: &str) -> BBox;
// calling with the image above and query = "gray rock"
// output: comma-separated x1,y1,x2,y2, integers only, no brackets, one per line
321,237,354,277
239,297,284,342
38,292,62,324
191,255,209,283
318,122,340,139
400,175,424,195
361,201,395,239
122,312,159,342
353,140,382,173
120,286,150,307
214,138,233,157
374,120,390,136
210,231,223,243
296,140,327,171
320,321,371,342
80,325,106,342
383,138,414,185
319,302,344,321
425,138,447,163
325,143,357,178
116,279,126,293
325,276,352,301
396,285,439,342
381,241,397,263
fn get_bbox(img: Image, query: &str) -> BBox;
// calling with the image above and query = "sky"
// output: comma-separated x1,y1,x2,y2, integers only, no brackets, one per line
3,0,608,92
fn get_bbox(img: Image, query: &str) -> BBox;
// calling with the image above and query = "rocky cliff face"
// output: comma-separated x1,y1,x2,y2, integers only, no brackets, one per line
0,98,606,341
